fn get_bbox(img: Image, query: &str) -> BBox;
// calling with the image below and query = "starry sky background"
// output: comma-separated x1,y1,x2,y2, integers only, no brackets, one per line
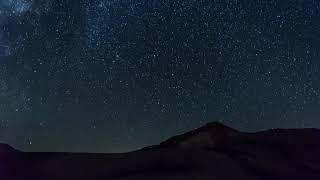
0,0,320,152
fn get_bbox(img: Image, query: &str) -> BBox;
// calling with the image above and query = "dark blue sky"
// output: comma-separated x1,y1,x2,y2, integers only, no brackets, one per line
0,0,320,152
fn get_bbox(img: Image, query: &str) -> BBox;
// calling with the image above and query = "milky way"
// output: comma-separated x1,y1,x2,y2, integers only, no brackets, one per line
0,0,320,152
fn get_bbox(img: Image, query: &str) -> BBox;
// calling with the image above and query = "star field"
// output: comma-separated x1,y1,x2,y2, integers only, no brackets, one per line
0,0,320,152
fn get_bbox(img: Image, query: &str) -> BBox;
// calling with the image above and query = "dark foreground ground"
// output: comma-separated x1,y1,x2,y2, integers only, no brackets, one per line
1,122,320,180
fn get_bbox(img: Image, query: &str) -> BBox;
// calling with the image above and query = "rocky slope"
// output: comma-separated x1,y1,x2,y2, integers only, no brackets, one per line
1,122,320,180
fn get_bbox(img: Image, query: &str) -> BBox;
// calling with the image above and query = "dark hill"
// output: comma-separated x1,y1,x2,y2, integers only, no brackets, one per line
0,143,18,153
1,122,320,180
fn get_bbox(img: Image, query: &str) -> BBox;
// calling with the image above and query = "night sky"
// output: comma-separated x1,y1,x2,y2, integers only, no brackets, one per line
0,0,320,153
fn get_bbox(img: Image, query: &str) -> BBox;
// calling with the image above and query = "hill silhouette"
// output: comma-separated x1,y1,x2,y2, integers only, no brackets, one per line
1,122,320,180
0,143,18,153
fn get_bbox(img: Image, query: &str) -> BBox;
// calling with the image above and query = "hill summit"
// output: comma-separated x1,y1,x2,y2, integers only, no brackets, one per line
160,122,239,149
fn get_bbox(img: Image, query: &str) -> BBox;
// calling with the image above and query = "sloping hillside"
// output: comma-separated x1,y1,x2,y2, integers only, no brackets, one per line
1,122,320,180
